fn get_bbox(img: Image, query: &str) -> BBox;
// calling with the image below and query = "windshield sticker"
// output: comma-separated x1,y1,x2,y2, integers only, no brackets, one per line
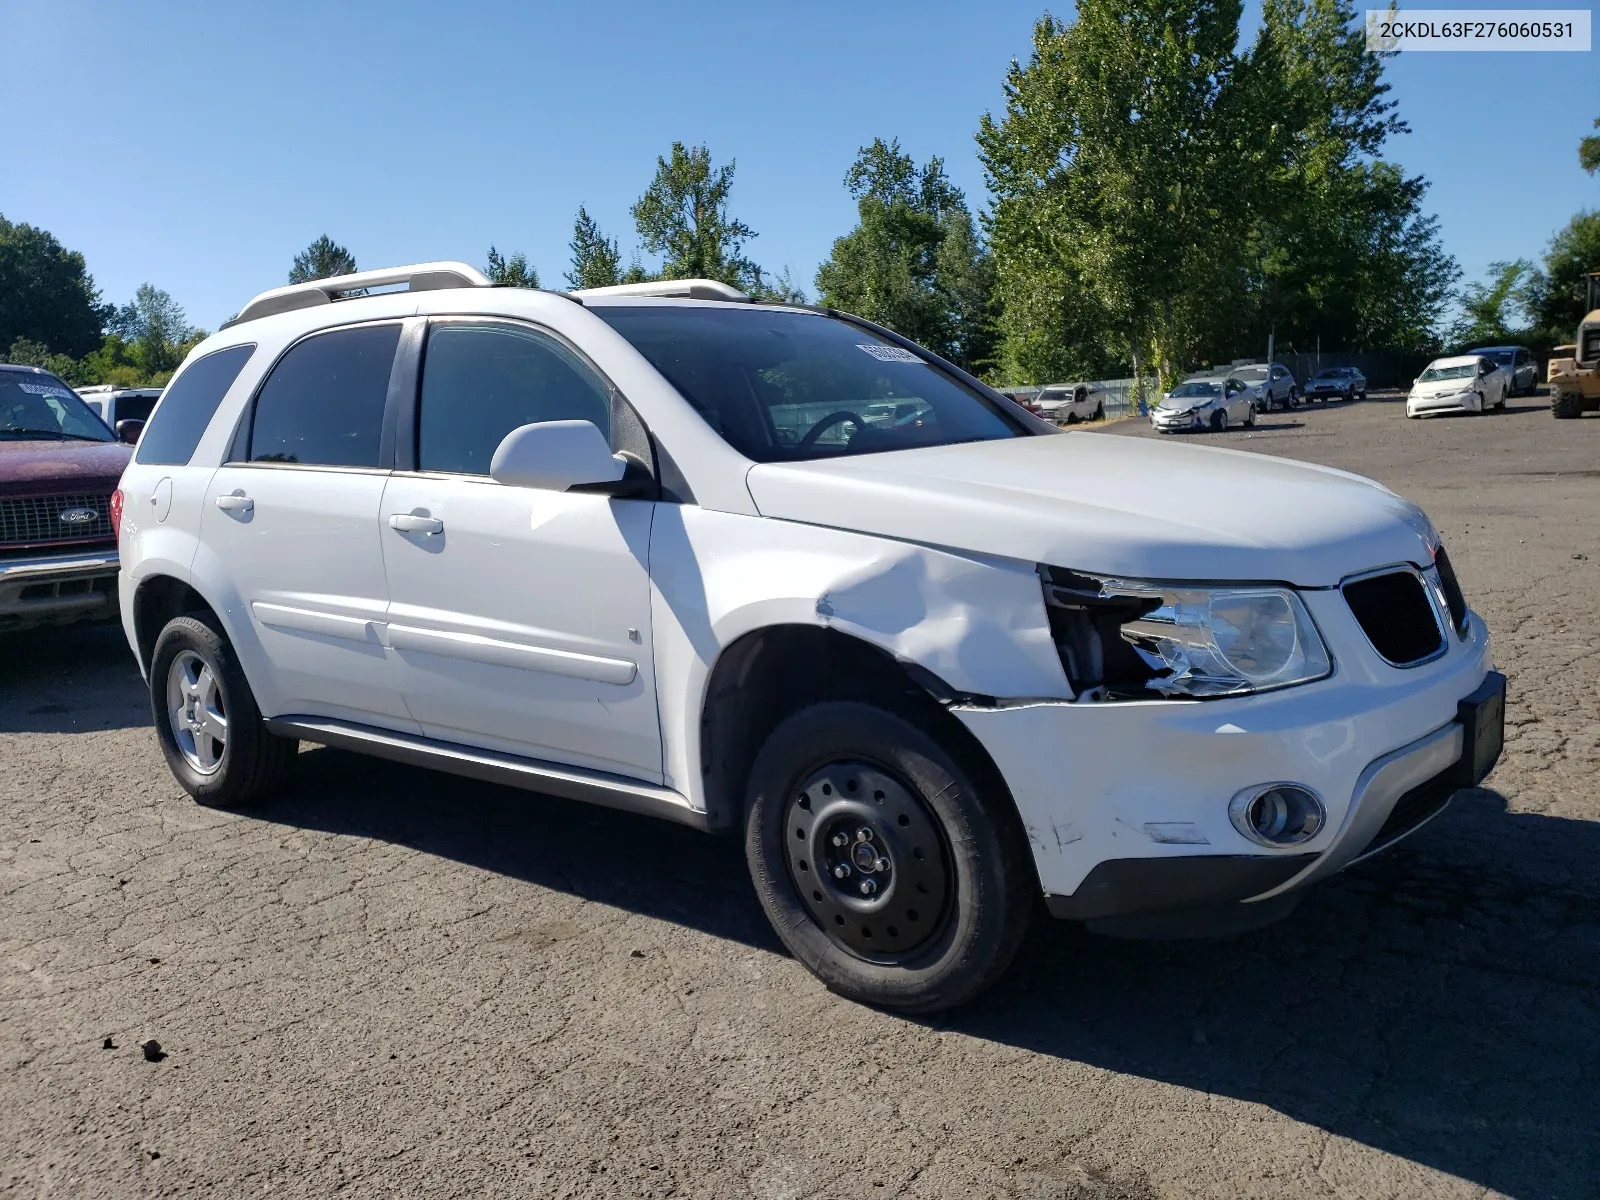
16,382,75,401
857,344,923,363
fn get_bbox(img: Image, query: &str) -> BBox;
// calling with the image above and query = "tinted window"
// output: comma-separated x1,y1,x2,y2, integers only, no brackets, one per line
592,305,1021,463
138,346,256,465
0,370,113,442
118,394,159,422
249,324,400,467
417,323,611,474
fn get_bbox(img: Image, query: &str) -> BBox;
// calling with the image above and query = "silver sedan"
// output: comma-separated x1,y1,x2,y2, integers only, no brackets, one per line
1150,375,1258,433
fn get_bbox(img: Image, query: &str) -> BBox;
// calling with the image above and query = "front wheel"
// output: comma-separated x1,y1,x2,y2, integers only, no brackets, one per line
744,701,1033,1013
149,613,296,808
1552,391,1583,419
1245,404,1257,428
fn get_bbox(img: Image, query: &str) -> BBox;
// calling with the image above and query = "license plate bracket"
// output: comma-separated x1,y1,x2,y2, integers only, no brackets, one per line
1455,670,1506,786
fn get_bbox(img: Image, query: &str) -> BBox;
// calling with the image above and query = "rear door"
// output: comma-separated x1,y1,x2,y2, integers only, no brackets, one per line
378,318,662,779
199,321,414,727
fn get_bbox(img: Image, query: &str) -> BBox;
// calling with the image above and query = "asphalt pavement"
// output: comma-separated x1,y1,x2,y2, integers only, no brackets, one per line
2,390,1597,1198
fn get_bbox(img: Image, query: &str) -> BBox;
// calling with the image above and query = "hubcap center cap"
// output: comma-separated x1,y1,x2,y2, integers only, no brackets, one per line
851,841,882,872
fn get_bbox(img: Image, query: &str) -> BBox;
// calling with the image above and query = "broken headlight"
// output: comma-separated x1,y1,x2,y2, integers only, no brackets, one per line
1039,567,1332,699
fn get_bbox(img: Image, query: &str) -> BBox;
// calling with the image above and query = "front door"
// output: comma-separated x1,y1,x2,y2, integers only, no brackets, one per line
199,321,413,727
378,318,662,780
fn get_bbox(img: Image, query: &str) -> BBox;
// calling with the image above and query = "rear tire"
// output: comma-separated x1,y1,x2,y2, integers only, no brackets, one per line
149,614,296,808
1552,391,1584,419
744,701,1033,1013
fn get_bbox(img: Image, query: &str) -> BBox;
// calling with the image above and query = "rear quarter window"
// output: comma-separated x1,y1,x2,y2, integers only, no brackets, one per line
136,345,257,466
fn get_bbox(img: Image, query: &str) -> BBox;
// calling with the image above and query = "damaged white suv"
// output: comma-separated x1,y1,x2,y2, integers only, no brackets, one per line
115,263,1504,1012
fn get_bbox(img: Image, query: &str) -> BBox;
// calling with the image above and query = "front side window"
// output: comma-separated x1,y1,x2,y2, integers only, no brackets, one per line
590,305,1022,462
248,324,401,467
139,346,256,465
0,371,113,443
416,322,611,475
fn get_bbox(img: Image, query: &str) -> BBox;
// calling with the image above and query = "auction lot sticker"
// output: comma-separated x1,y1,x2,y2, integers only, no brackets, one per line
1366,8,1590,49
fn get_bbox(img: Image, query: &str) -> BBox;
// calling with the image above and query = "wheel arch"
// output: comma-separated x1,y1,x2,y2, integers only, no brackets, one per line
131,573,222,676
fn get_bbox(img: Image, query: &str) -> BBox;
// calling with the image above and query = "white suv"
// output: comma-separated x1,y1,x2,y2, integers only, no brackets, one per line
114,263,1505,1011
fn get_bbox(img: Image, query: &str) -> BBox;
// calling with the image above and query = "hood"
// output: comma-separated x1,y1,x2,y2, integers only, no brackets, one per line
744,434,1434,588
0,439,132,499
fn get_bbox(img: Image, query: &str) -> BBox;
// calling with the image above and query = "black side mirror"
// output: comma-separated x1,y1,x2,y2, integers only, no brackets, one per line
115,418,145,444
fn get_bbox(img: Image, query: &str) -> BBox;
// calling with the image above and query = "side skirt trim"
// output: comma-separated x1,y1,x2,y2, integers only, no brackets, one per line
264,715,710,831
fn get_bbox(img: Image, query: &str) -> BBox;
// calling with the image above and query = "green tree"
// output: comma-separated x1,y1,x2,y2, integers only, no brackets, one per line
106,284,200,378
565,206,625,289
631,143,761,288
1448,260,1533,347
1526,211,1600,339
979,3,1246,387
288,235,357,284
0,214,111,359
1580,117,1599,175
816,139,991,368
485,246,539,288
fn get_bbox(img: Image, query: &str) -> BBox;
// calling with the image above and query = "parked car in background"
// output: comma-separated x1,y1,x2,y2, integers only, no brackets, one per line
116,262,1501,1013
1151,372,1257,432
1406,355,1508,419
1035,383,1102,424
75,385,161,441
1233,362,1299,410
1466,346,1538,397
1000,390,1045,417
1,364,134,631
1305,367,1368,402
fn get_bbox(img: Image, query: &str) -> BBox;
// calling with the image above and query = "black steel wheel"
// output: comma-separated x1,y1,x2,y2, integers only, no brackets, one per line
745,701,1034,1012
781,762,952,959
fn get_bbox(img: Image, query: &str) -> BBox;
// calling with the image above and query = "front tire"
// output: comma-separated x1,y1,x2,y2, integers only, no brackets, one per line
1552,391,1584,419
149,614,296,808
744,701,1033,1013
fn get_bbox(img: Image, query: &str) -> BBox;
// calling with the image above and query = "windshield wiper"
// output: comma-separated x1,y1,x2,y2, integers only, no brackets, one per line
0,428,110,442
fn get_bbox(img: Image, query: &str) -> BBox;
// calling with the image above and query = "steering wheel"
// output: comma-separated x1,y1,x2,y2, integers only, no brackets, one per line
797,410,866,449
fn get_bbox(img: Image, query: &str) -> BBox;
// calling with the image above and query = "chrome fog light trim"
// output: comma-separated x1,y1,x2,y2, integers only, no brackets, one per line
1229,783,1326,847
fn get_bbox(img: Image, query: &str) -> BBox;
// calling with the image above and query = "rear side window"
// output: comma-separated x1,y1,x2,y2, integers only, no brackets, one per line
416,322,610,475
134,345,254,465
249,324,401,467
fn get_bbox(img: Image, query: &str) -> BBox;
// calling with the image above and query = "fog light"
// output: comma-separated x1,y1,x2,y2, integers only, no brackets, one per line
1229,784,1325,847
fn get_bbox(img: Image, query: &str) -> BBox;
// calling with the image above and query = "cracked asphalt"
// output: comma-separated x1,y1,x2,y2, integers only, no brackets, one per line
3,391,1597,1199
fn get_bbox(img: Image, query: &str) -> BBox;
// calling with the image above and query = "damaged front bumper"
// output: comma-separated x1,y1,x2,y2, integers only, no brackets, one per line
953,607,1500,937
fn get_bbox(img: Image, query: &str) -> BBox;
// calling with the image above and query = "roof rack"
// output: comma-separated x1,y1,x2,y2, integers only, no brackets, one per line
570,279,750,303
227,261,492,327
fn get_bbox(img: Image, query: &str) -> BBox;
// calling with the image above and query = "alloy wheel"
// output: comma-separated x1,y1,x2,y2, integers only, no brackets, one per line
782,761,952,959
166,650,227,774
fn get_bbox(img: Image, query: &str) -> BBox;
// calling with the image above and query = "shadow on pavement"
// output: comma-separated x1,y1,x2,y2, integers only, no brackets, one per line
0,622,149,734
257,750,1597,1198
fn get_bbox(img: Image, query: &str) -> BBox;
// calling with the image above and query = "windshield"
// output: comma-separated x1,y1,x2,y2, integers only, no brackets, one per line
1418,363,1477,383
1164,380,1222,405
1470,349,1513,366
590,306,1024,462
1312,369,1345,379
0,372,114,442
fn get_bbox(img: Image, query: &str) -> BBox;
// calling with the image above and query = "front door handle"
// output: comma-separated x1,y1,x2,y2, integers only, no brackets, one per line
389,513,444,535
215,493,253,513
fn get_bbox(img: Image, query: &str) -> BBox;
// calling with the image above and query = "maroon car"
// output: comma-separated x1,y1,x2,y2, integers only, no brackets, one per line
1,364,135,631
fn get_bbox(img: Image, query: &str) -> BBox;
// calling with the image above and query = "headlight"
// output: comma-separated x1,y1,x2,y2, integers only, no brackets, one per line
1039,569,1333,699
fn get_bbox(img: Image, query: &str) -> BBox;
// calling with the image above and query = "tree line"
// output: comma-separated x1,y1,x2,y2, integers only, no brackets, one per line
5,0,1597,391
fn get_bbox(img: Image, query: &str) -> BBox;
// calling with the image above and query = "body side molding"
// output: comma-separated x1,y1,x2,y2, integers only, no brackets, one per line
264,716,709,830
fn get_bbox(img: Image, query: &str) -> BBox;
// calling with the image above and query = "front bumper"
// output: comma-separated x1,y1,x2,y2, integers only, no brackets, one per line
1150,410,1203,432
0,548,120,631
954,599,1497,931
1408,391,1482,416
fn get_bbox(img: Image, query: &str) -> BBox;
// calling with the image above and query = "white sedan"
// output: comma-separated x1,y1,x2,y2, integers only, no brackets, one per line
1406,355,1508,418
1151,374,1258,432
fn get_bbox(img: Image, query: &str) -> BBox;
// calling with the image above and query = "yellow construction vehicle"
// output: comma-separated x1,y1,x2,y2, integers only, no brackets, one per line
1549,270,1600,419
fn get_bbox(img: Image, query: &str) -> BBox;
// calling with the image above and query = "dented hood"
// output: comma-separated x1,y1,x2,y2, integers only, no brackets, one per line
744,433,1434,588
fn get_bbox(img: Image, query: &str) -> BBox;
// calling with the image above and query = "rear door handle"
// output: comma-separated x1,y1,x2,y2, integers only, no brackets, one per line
389,513,444,535
215,493,253,513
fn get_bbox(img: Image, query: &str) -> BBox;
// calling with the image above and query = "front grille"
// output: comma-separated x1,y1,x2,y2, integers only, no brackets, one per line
1342,570,1444,665
1432,545,1469,634
0,492,115,549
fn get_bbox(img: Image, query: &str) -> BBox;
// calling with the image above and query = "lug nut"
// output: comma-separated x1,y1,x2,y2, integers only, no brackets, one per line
874,857,890,873
833,864,850,879
831,833,849,848
855,827,873,843
858,879,877,896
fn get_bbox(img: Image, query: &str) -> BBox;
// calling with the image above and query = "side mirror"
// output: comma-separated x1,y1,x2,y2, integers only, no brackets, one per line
489,420,629,492
115,418,144,444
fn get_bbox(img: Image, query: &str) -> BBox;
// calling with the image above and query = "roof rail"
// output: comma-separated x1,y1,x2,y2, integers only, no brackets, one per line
227,261,493,327
570,279,750,303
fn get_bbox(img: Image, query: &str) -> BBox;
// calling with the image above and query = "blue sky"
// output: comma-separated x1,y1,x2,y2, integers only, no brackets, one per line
3,0,1595,332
